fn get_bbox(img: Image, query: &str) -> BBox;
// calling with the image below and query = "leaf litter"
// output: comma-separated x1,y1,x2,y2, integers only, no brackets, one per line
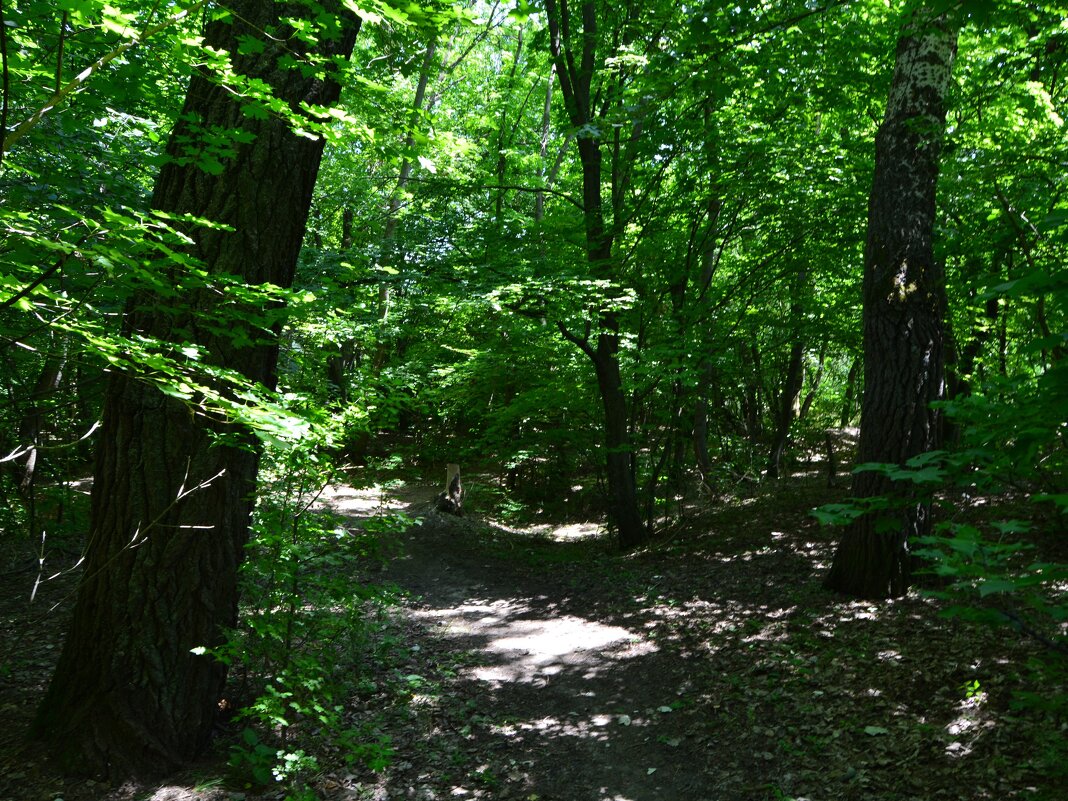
0,476,1064,801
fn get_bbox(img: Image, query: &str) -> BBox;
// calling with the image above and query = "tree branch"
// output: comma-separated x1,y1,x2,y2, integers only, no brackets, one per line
404,175,584,211
556,319,595,359
2,0,208,156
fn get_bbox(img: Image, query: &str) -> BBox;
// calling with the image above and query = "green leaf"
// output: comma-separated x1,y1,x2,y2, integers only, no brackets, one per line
977,579,1018,597
236,35,266,55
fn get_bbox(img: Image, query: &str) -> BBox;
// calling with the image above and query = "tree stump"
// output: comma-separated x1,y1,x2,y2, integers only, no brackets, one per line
435,463,463,515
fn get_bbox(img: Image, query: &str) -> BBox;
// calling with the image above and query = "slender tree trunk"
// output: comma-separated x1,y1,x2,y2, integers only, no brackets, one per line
493,29,523,231
693,380,713,480
17,337,67,494
593,325,645,547
741,340,765,441
839,355,861,428
326,207,357,401
766,340,804,479
825,10,956,599
369,39,438,377
944,284,999,445
767,272,807,479
799,343,826,420
546,0,646,548
535,64,555,223
31,2,359,776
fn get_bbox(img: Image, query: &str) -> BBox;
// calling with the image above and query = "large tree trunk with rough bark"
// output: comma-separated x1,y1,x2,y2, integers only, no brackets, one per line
825,10,956,599
31,2,359,777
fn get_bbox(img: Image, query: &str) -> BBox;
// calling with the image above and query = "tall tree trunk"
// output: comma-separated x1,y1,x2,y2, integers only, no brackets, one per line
767,273,807,479
692,367,714,482
370,39,438,376
17,336,67,495
546,0,646,548
535,64,555,223
825,10,956,599
838,355,860,428
798,342,826,421
31,2,359,777
326,206,357,402
766,340,804,479
594,325,645,547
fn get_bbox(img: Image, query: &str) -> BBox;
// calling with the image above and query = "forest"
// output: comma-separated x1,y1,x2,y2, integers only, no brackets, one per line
0,0,1065,799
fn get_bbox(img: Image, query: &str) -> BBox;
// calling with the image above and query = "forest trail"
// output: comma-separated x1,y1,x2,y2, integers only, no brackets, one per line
0,478,1055,801
324,482,707,801
318,479,1058,801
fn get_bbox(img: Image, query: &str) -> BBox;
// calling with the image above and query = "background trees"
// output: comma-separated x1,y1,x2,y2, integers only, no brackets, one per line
0,0,1065,782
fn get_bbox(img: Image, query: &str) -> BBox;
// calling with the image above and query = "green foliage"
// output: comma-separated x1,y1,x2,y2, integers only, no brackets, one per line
1,0,1066,783
211,445,410,789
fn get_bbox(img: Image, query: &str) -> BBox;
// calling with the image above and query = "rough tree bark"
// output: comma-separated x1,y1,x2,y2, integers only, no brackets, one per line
824,9,957,599
31,1,359,777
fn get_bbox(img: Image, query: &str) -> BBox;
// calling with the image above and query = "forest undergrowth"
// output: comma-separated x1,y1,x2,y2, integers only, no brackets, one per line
0,471,1065,801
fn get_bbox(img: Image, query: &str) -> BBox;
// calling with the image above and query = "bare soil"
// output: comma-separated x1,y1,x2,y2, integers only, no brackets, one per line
1,476,1064,801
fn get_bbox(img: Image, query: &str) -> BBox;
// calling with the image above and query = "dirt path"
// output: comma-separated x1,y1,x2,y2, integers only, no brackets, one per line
1,479,1056,801
330,485,708,801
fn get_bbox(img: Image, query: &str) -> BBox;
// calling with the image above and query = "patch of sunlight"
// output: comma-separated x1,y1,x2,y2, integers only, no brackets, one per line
766,605,796,619
547,521,604,541
945,690,992,758
487,518,605,541
841,602,881,621
149,788,201,801
488,615,637,656
319,482,412,514
711,546,776,563
743,622,787,643
877,649,903,662
494,711,650,742
419,600,527,626
417,599,654,684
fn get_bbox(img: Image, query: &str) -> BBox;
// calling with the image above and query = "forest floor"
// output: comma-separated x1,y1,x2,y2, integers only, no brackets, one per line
0,472,1064,801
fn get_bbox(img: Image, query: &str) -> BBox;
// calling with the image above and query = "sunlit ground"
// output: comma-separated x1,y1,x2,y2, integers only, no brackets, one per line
27,473,1056,801
318,482,416,515
416,599,656,685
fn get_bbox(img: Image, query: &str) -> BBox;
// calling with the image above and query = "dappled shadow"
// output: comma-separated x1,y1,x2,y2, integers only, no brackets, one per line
337,476,1062,801
359,495,826,800
2,475,1053,801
